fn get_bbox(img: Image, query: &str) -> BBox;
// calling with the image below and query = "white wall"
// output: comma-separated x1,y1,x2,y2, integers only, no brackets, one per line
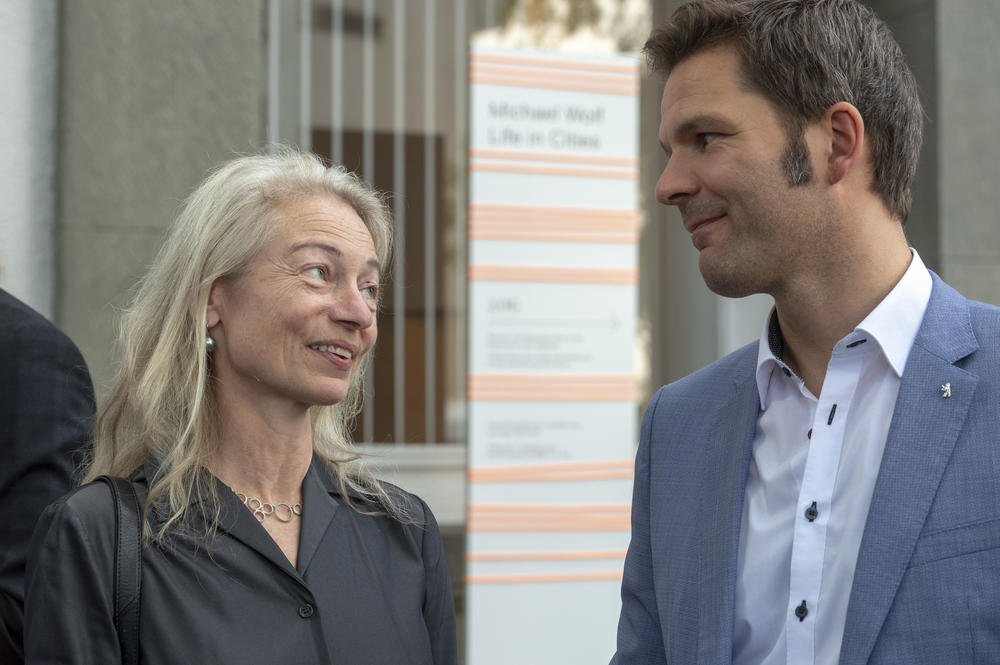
0,0,58,317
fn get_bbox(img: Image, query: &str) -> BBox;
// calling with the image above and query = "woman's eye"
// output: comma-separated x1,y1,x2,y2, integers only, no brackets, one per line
361,285,379,301
305,266,327,279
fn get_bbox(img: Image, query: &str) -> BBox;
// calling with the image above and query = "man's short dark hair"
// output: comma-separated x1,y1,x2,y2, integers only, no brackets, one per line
645,0,923,223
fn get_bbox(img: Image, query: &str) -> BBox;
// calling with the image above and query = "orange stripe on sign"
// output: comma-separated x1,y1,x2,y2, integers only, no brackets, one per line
470,513,626,524
471,373,634,385
469,391,637,403
470,148,639,168
468,265,637,284
468,516,631,532
466,549,628,562
468,469,634,484
472,459,634,474
466,570,624,585
471,219,637,232
470,230,638,244
468,509,630,530
469,503,630,513
470,60,636,79
470,52,639,75
468,459,635,484
470,203,637,221
470,74,638,97
470,161,637,179
469,374,638,402
470,63,636,88
469,216,638,233
472,214,638,228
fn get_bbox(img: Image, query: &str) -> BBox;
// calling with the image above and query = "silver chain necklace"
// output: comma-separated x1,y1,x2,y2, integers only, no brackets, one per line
233,489,302,523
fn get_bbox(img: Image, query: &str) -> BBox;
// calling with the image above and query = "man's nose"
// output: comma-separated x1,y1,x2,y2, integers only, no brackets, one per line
655,154,698,206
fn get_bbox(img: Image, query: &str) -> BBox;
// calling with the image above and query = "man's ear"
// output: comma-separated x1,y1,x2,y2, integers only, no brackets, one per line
205,279,224,329
825,101,865,185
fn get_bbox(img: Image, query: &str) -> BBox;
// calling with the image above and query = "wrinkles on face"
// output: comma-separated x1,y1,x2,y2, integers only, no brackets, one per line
208,195,380,412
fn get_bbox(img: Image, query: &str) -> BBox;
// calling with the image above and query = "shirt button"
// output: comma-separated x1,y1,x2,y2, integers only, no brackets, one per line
298,603,315,618
805,501,819,522
795,600,808,621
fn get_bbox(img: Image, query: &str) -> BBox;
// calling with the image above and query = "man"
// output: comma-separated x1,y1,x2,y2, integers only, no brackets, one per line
0,288,94,662
613,1,1000,664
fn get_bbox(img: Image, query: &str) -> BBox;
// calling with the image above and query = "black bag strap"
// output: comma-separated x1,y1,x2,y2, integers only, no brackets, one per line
96,475,142,665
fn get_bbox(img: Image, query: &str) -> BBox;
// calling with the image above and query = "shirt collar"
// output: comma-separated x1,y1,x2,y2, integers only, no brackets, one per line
852,249,932,376
754,311,792,410
754,249,932,409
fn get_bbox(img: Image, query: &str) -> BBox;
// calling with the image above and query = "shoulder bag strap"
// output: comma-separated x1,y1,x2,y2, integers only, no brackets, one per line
96,475,142,665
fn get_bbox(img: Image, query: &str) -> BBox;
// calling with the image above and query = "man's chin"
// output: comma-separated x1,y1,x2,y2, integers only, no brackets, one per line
699,261,759,299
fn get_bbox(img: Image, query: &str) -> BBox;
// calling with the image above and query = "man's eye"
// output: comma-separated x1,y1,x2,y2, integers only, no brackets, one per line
305,266,327,279
698,133,720,147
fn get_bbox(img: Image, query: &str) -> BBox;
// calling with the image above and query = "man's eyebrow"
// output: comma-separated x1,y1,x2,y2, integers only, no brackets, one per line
673,113,733,139
290,242,381,274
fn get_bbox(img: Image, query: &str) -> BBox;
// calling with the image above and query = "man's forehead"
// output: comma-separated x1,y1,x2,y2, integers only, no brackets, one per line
661,46,746,106
658,47,777,134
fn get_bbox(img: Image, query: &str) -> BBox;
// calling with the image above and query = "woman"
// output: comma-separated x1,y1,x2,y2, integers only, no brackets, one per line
23,150,457,664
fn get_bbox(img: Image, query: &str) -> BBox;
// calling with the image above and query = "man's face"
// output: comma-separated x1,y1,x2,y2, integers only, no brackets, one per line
656,46,830,298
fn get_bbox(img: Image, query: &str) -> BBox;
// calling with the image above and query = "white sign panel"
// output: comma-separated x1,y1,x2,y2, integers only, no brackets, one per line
467,46,639,665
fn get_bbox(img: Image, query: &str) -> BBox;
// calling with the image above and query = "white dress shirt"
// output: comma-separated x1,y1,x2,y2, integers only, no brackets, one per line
732,251,932,665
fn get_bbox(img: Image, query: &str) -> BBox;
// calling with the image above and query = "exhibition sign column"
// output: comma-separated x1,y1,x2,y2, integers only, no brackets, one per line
467,46,639,664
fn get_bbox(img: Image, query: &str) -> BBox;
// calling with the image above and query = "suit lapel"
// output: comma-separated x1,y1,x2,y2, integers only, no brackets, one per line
697,353,759,665
839,277,979,665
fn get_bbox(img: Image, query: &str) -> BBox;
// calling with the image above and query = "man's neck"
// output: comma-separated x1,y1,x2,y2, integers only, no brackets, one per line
773,232,912,397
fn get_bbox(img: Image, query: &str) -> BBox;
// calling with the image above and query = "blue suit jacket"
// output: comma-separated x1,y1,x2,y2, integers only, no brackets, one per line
612,274,1000,664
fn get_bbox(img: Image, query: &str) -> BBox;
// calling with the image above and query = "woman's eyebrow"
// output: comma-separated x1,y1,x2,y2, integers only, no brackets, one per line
290,241,342,257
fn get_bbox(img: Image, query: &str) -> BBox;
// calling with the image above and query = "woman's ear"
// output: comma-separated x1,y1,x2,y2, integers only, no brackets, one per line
825,101,865,185
205,280,224,329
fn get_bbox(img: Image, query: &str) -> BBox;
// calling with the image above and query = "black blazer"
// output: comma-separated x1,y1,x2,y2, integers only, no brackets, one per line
0,289,94,663
24,458,458,664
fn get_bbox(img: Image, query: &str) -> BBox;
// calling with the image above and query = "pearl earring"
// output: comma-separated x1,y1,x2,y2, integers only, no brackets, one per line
206,335,215,351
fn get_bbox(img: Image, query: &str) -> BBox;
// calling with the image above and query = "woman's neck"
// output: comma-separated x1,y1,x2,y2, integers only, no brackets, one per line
208,394,314,503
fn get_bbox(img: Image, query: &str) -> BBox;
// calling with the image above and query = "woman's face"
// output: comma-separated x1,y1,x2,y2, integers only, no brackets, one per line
206,194,380,412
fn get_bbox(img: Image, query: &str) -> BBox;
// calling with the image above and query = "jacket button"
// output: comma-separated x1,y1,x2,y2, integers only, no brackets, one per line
298,603,315,618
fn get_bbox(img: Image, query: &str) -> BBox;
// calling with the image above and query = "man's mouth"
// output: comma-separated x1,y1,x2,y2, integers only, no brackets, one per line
685,214,725,235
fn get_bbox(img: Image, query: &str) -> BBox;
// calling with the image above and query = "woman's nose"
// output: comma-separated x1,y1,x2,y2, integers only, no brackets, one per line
332,287,375,329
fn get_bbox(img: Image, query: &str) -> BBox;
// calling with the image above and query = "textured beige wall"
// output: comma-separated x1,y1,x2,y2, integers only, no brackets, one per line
871,0,1000,305
868,0,940,274
937,1,1000,305
56,1,265,394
